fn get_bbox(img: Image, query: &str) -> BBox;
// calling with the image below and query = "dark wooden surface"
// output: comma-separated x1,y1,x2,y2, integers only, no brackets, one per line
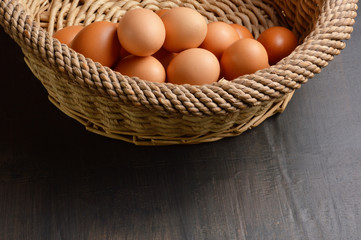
1,15,361,240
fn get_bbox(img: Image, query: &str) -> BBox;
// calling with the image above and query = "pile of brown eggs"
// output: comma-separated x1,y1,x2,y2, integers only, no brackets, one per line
53,7,298,85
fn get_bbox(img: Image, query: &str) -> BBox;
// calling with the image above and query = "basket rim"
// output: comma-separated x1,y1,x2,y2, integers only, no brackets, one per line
0,0,358,117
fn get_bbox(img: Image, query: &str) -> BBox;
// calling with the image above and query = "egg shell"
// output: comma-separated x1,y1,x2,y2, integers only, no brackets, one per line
114,55,166,83
167,48,220,85
230,24,254,39
257,26,298,65
155,9,170,17
53,25,83,46
161,7,208,53
200,21,240,59
152,47,177,69
119,46,131,59
221,38,269,79
71,21,121,68
117,8,166,56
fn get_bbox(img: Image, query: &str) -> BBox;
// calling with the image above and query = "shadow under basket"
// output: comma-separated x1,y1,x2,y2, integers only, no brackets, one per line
0,0,358,145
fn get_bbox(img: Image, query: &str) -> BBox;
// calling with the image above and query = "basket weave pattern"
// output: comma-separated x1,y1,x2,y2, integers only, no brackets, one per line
0,0,358,145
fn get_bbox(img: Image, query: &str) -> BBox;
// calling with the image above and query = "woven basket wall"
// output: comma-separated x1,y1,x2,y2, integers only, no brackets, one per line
0,0,358,145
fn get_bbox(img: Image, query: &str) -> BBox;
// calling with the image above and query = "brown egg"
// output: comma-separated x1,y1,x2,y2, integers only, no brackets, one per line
221,39,269,79
117,8,166,56
119,46,130,59
53,25,83,46
152,47,177,69
155,9,169,17
167,48,220,85
230,24,253,39
200,21,239,59
114,55,166,83
161,7,207,53
71,21,120,68
257,26,298,65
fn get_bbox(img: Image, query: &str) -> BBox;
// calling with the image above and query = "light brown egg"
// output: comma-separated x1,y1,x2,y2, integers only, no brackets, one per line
71,21,120,68
117,8,166,56
200,21,239,59
53,25,83,47
167,48,220,85
114,55,166,83
221,39,269,79
161,7,207,53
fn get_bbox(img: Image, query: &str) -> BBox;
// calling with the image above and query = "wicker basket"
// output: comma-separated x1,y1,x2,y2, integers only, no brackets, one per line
0,0,358,145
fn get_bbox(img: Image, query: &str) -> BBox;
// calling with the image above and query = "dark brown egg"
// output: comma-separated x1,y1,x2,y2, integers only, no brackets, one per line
257,26,298,65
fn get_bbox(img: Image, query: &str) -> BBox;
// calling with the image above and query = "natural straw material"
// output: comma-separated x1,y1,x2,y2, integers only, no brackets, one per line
0,0,358,145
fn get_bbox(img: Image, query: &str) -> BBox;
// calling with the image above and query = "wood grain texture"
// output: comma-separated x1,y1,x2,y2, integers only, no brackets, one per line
1,15,361,240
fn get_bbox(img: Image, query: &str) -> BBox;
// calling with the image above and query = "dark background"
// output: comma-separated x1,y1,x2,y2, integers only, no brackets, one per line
1,14,361,240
